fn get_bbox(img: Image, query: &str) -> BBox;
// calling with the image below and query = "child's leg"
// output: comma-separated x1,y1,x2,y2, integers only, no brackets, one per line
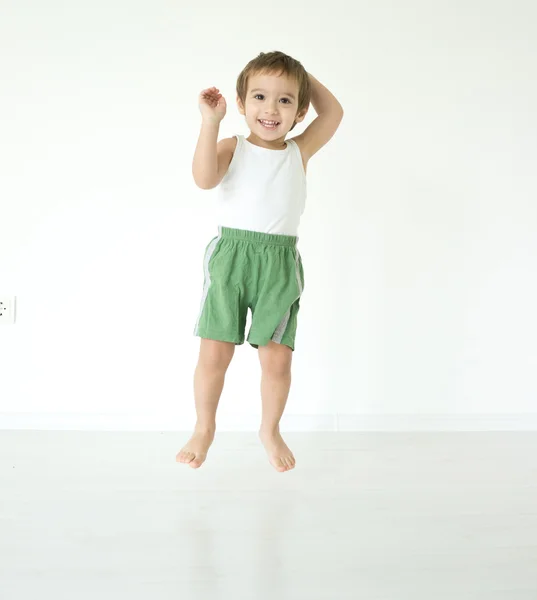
258,341,296,472
176,338,235,468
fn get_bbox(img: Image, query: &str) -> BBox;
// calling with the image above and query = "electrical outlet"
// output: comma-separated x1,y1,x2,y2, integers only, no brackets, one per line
0,296,16,324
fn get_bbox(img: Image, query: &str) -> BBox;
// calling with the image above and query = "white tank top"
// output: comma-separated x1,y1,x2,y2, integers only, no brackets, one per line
215,134,307,236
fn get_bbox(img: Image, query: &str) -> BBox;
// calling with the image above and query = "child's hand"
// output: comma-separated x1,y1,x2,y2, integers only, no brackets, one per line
199,86,227,124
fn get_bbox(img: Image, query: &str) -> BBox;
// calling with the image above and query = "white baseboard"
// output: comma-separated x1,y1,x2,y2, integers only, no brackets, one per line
1,413,537,431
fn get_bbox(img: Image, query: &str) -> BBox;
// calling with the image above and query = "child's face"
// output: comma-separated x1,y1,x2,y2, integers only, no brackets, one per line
238,71,305,138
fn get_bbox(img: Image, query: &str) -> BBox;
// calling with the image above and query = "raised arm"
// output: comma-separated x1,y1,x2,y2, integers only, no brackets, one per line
192,86,234,190
293,73,344,163
192,121,220,189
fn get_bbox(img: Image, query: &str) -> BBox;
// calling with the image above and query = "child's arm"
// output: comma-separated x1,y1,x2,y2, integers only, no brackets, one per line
192,120,220,189
309,73,344,115
293,73,344,163
192,86,234,189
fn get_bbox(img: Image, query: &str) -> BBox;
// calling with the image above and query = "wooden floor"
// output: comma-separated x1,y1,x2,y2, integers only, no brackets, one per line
1,430,536,599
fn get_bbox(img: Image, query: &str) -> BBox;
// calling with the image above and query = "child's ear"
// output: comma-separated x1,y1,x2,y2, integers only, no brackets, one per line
295,107,308,123
236,96,245,115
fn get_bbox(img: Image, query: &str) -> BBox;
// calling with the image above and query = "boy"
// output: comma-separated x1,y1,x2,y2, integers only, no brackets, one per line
176,51,344,472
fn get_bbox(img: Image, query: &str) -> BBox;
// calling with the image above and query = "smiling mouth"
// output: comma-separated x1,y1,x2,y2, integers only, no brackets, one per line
259,119,280,129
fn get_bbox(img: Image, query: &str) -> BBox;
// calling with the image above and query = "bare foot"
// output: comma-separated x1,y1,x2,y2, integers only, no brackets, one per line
176,430,215,468
259,428,295,472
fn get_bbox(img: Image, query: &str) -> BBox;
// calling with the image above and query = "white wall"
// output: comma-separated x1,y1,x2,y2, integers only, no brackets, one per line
1,1,536,431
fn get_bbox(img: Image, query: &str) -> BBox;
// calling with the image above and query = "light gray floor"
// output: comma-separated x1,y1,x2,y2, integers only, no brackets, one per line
1,430,536,599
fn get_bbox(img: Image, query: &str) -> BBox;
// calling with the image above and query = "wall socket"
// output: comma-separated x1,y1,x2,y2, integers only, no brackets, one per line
0,296,16,324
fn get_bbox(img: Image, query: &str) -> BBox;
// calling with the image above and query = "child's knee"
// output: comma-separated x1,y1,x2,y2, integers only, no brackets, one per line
259,343,292,378
199,339,235,371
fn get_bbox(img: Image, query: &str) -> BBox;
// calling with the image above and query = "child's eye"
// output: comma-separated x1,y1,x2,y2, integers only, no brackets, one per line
254,94,291,104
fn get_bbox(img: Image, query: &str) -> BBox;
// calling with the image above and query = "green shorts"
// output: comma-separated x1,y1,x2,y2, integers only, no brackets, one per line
194,226,305,350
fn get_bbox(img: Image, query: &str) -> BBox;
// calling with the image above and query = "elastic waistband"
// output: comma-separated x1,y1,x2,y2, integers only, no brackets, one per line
218,226,298,247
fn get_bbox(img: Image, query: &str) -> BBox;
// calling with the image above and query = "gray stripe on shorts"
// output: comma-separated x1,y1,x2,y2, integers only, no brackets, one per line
272,249,303,344
193,230,222,335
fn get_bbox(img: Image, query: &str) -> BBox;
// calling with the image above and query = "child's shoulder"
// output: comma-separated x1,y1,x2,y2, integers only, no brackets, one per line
287,137,308,175
218,135,238,154
215,136,239,184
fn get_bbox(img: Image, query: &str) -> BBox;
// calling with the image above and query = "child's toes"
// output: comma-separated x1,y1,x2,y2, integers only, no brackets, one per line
189,456,204,469
177,451,190,463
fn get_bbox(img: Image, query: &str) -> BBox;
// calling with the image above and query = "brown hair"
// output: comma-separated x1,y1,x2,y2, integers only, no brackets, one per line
236,51,311,132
